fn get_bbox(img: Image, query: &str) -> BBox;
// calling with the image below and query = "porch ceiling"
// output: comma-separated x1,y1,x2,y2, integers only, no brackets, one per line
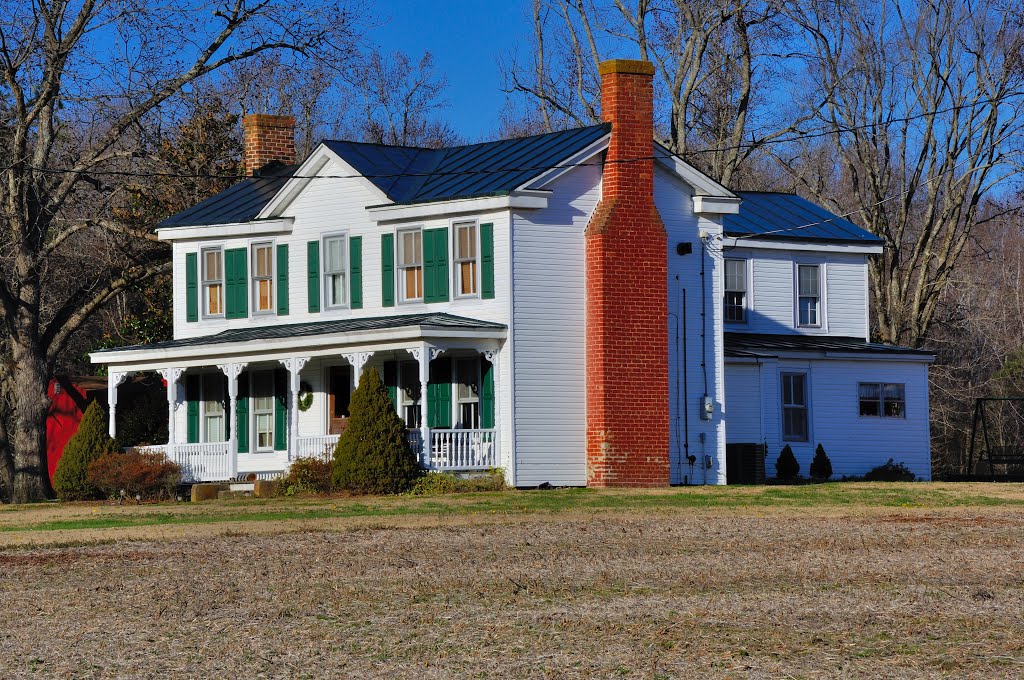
91,312,506,368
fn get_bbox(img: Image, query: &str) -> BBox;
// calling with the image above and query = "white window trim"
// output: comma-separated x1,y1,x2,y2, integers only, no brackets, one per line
781,371,810,443
251,369,276,453
451,219,480,300
858,382,907,419
723,257,749,324
793,261,827,331
200,245,225,320
321,232,350,310
250,239,276,316
396,226,425,304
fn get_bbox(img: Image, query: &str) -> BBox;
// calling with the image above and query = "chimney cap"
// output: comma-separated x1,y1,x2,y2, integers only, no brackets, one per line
242,114,296,129
598,59,655,76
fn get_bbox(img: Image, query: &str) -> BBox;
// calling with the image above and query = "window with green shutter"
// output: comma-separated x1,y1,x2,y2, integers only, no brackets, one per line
381,233,395,307
427,358,452,428
383,361,398,410
350,236,363,309
236,372,250,454
276,244,289,315
423,227,449,303
274,369,287,451
307,240,320,313
224,248,248,319
186,374,200,443
185,252,199,322
480,223,495,299
481,358,495,428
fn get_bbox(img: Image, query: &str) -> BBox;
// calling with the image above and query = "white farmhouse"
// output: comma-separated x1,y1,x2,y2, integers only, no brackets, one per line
92,59,932,486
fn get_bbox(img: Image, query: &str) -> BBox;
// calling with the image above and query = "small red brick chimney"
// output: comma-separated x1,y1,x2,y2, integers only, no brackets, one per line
585,59,669,488
242,114,296,176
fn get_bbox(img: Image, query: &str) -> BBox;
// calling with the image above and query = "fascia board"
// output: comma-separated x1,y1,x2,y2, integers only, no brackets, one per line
366,195,547,223
520,134,611,191
653,142,737,199
722,237,883,255
156,217,294,242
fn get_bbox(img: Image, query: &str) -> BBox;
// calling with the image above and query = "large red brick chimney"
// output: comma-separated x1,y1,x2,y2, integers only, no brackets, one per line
585,59,669,488
242,114,296,176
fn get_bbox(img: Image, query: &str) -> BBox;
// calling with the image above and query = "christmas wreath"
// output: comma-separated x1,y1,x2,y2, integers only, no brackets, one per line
297,381,314,411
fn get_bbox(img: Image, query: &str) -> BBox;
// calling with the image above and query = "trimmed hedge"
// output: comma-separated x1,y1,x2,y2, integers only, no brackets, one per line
810,444,833,480
775,444,800,481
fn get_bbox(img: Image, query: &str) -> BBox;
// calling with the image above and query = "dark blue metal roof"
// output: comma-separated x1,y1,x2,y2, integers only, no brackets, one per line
159,124,610,228
724,192,883,244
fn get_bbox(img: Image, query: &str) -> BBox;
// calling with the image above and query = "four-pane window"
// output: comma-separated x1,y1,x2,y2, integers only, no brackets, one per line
202,374,225,443
454,222,478,297
201,248,224,317
797,264,821,326
324,236,348,308
859,383,906,418
399,229,423,302
781,373,808,441
253,371,275,451
252,242,274,313
724,259,747,323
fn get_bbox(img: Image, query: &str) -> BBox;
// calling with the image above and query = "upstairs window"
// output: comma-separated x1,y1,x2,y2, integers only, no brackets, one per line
454,221,478,297
859,383,906,418
399,229,423,302
797,264,821,327
724,259,747,323
782,373,808,441
201,247,224,317
252,242,274,313
324,235,348,308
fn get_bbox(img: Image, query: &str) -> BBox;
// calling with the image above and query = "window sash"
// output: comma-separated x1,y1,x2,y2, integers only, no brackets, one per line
252,243,274,313
781,373,808,441
202,375,225,443
399,361,421,428
797,265,820,326
323,236,348,307
201,248,224,317
859,382,906,418
398,229,424,301
252,372,275,451
454,223,478,297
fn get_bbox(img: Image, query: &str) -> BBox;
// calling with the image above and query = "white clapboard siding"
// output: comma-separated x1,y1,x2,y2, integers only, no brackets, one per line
723,363,762,443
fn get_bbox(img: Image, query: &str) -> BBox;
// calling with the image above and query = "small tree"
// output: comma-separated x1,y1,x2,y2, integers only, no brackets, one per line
775,444,800,481
332,367,420,494
53,401,117,500
810,444,833,481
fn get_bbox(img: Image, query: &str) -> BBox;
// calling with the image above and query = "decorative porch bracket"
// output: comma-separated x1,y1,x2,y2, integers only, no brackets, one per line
157,367,184,461
279,357,310,461
217,362,247,479
342,352,373,382
107,371,130,438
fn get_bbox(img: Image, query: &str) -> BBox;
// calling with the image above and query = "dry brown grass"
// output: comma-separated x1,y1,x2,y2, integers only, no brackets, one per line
1,488,1024,678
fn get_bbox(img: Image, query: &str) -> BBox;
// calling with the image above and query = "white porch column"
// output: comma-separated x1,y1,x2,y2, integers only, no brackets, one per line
411,344,435,467
280,357,310,461
107,372,129,439
157,368,184,460
218,363,246,479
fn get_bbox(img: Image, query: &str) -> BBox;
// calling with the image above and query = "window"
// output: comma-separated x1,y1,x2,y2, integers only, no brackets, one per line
859,383,906,418
324,236,347,308
454,221,478,297
253,371,275,451
724,259,747,323
398,229,423,302
201,248,224,317
202,375,225,443
252,242,274,313
781,373,808,441
797,264,821,327
456,357,480,429
399,361,422,428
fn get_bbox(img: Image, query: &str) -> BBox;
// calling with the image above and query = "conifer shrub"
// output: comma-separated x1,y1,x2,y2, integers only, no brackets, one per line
775,444,800,481
332,367,420,494
865,458,916,482
810,443,833,480
86,449,182,500
53,400,118,500
278,457,334,496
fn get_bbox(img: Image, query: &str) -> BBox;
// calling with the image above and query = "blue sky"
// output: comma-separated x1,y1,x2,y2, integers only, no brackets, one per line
369,0,532,140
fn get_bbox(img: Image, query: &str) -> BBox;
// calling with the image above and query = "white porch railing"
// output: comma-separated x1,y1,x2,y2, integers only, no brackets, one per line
426,429,497,470
169,442,232,482
295,435,339,462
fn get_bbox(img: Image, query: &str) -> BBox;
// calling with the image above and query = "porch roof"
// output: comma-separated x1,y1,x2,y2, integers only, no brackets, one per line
725,332,933,360
91,313,506,366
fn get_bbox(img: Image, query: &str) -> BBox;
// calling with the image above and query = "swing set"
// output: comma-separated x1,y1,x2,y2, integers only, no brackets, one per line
966,397,1024,480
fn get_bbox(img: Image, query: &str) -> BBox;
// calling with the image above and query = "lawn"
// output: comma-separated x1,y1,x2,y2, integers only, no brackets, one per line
1,483,1023,677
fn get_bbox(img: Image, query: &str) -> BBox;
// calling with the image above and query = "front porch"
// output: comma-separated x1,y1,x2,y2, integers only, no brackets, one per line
94,313,507,483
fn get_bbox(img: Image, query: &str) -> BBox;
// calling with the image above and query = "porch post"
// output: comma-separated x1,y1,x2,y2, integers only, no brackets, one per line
413,344,434,467
281,357,310,461
342,352,372,383
107,371,129,439
158,368,184,461
218,363,246,479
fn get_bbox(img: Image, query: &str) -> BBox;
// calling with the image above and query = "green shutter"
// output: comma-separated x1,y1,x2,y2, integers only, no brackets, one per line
481,358,495,429
480,223,495,299
427,358,452,428
225,248,248,319
185,252,199,322
350,236,363,309
186,375,200,443
381,233,394,307
276,244,289,316
307,240,320,313
236,372,249,454
383,361,398,411
424,227,449,303
274,369,287,451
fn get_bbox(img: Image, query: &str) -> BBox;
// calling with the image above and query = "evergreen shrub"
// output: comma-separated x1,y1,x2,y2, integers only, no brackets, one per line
278,457,334,496
809,443,833,480
865,458,916,482
775,444,800,481
332,367,420,494
53,400,118,500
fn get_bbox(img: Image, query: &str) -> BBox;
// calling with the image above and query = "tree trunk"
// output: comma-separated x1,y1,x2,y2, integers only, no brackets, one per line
9,310,54,504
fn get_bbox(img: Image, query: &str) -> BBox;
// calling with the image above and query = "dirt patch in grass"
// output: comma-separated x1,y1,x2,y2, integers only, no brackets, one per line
2,487,1024,677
